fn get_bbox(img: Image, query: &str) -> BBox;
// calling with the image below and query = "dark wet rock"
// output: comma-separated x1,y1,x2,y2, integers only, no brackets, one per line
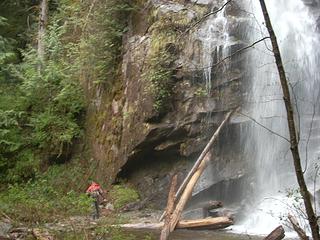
121,199,148,212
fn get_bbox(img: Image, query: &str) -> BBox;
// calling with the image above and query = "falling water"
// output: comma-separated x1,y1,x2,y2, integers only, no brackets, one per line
193,0,231,195
195,0,320,236
197,0,230,95
235,0,320,235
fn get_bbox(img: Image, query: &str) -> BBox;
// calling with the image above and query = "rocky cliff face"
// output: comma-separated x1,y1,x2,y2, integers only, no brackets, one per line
84,0,251,208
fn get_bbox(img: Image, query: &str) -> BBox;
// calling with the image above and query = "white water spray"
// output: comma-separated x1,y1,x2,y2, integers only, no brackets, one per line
196,0,320,236
236,0,320,235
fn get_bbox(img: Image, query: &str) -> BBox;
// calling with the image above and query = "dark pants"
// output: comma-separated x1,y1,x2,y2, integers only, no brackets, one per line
92,197,100,219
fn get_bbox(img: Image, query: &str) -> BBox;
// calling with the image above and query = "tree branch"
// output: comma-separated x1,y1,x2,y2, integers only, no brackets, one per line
238,111,290,143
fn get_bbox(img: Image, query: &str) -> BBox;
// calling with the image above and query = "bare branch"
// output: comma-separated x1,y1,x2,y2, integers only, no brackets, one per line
313,165,319,214
237,111,290,142
82,0,98,33
183,37,270,72
182,0,233,36
303,102,316,174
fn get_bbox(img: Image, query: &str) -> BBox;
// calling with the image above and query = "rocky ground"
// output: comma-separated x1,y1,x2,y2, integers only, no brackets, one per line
0,208,163,240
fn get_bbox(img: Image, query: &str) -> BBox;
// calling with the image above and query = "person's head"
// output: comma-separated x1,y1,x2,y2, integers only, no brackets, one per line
88,179,95,185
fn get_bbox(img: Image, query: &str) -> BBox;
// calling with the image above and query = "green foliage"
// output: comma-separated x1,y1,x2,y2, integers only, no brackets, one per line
0,177,92,223
95,225,155,240
0,0,134,185
0,1,86,184
80,0,133,86
0,158,93,222
109,184,140,210
195,87,208,97
144,10,190,115
17,14,85,160
0,16,17,82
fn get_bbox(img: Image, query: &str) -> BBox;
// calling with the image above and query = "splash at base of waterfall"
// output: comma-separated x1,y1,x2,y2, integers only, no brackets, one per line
230,195,309,238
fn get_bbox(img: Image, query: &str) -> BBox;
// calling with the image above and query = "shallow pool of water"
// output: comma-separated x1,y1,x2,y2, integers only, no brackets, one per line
126,229,264,240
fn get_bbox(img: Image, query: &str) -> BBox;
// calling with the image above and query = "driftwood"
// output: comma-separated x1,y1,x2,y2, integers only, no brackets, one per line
160,175,178,240
169,153,211,232
288,214,309,240
176,217,232,229
120,216,233,230
264,226,285,240
32,228,54,240
159,109,236,221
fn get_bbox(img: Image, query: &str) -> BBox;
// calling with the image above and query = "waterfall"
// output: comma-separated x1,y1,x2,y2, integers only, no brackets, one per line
197,0,230,95
235,0,320,235
195,0,320,236
193,0,231,195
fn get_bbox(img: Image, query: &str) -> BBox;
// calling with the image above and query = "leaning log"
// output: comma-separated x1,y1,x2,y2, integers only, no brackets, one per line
264,226,285,240
119,216,233,230
160,175,177,240
169,153,211,232
159,109,237,222
288,214,309,240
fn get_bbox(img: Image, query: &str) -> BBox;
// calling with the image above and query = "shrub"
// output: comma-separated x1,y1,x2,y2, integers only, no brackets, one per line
0,172,92,223
109,184,139,210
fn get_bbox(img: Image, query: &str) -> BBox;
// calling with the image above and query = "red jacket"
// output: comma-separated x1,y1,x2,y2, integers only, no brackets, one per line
86,182,101,193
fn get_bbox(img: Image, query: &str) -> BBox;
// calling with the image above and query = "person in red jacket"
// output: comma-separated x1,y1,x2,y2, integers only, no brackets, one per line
86,181,104,219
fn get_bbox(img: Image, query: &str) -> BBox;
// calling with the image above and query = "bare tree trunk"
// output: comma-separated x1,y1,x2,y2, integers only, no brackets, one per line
169,153,211,232
288,214,309,240
38,0,48,69
159,109,236,221
258,1,320,239
160,174,177,240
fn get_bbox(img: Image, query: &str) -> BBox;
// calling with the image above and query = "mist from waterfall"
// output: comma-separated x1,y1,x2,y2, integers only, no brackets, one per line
195,0,320,235
235,0,320,235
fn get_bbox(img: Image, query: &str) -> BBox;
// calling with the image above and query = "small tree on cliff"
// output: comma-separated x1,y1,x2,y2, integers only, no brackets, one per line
258,0,320,239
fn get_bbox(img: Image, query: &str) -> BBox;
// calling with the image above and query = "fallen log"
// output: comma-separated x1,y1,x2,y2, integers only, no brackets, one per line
159,109,237,222
169,153,211,232
264,225,285,240
288,214,309,240
160,174,177,240
120,216,233,230
176,217,233,229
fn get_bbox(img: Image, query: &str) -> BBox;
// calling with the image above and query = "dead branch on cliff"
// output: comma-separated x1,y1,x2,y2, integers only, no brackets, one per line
182,0,233,36
184,37,270,72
